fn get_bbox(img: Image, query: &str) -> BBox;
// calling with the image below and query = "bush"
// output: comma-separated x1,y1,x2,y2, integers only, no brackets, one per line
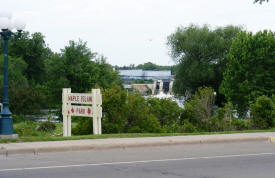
182,120,197,133
14,121,39,136
36,121,56,132
251,96,274,129
181,87,215,124
231,118,250,130
147,98,182,127
72,118,93,135
12,115,28,123
125,94,162,133
101,85,127,133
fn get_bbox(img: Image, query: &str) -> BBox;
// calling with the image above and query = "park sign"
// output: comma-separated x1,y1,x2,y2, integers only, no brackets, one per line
62,88,102,137
67,93,93,104
69,105,93,117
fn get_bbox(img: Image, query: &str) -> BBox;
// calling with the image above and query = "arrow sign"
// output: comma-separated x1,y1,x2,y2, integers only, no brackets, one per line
69,106,93,117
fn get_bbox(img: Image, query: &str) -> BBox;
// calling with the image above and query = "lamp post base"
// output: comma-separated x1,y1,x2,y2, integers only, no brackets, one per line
0,134,18,139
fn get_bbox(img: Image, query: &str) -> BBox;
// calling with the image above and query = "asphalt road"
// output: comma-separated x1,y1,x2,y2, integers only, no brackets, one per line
0,141,275,178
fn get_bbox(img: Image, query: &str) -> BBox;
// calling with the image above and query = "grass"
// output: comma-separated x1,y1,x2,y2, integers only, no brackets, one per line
0,122,275,143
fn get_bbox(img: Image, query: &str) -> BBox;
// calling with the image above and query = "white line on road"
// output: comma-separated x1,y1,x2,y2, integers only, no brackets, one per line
0,152,274,172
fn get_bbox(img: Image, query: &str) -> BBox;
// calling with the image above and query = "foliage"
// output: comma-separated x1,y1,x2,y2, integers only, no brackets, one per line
220,30,275,116
0,55,45,114
14,121,40,136
182,120,197,133
182,87,215,127
0,54,28,85
254,0,268,4
251,96,274,129
124,93,162,133
167,24,242,105
13,121,62,137
7,82,46,114
36,121,56,132
72,118,93,135
147,98,182,128
1,32,52,84
44,40,121,106
75,84,163,134
101,84,127,133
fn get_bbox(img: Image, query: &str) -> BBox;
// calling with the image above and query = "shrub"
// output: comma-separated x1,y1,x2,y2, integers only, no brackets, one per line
231,118,249,130
12,115,28,123
125,94,162,133
182,120,197,133
72,117,93,135
147,98,182,127
36,121,56,132
251,96,274,129
14,121,39,136
101,85,127,133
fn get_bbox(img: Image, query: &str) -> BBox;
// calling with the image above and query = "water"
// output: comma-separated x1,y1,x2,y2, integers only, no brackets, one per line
150,92,185,108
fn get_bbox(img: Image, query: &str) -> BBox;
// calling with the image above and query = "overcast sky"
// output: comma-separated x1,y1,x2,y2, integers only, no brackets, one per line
1,0,275,66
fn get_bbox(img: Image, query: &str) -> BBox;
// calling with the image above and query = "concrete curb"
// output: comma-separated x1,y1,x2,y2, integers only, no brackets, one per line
0,133,273,155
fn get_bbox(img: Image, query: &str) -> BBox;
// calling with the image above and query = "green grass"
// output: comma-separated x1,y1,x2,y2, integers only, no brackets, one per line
1,125,275,143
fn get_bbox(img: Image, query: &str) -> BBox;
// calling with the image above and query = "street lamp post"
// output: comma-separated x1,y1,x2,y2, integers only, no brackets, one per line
0,11,25,138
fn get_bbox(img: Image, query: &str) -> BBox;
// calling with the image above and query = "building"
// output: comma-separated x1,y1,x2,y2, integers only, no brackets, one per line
119,69,172,82
119,69,173,94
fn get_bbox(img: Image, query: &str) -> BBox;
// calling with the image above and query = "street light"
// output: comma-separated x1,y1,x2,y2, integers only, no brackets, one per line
0,11,25,138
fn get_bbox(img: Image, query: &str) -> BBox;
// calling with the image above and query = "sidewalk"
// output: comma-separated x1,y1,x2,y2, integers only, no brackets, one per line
0,132,275,155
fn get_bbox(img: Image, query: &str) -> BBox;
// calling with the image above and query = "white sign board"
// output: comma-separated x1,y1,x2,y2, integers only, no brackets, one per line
67,93,93,104
69,105,93,117
62,88,102,137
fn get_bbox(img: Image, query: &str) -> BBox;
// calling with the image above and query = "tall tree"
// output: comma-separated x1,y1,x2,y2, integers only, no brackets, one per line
167,24,242,105
45,40,121,106
0,32,52,84
220,30,275,117
254,0,268,4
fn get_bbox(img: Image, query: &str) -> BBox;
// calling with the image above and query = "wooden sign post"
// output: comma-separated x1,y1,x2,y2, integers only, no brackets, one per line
62,88,102,137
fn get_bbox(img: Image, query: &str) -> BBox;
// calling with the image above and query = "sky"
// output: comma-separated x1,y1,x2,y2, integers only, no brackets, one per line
1,0,275,66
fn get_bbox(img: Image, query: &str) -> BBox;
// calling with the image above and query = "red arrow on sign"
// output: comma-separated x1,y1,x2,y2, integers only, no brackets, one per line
71,107,74,113
88,108,91,115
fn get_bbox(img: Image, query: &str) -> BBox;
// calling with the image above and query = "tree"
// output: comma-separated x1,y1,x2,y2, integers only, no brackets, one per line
167,24,242,105
147,98,182,132
254,0,268,4
0,32,52,84
45,40,121,106
220,30,275,116
0,55,44,114
251,96,274,129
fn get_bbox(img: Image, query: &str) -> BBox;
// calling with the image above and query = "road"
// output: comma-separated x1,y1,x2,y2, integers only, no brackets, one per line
0,141,275,178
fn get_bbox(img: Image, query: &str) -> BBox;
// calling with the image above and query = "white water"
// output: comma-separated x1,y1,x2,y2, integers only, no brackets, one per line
151,92,185,108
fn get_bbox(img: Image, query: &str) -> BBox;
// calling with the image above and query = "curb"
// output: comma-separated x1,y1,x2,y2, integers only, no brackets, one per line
0,135,270,156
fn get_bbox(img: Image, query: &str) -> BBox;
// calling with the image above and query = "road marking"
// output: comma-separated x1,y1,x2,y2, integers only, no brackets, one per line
270,137,275,143
0,152,274,172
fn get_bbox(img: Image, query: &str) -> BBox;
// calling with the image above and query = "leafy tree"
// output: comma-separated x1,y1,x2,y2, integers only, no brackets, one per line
0,32,52,84
254,0,268,4
45,40,121,106
251,96,274,129
167,25,242,105
220,30,275,116
0,55,44,114
147,98,182,127
181,87,216,130
102,84,127,133
0,54,28,85
125,93,162,133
